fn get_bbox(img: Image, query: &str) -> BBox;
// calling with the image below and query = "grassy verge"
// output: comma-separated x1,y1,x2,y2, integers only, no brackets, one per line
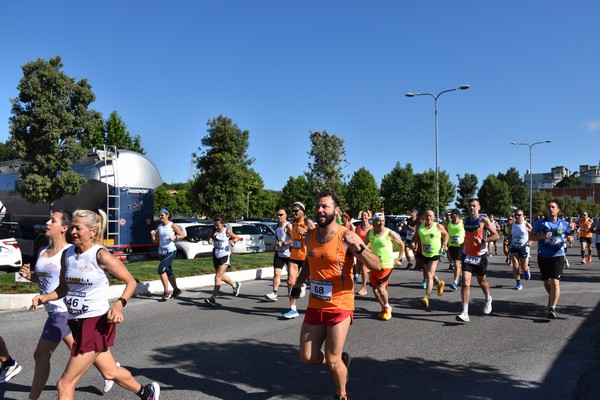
1,252,275,295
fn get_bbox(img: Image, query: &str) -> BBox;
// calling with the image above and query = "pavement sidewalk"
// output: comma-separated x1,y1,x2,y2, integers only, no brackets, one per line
0,266,279,311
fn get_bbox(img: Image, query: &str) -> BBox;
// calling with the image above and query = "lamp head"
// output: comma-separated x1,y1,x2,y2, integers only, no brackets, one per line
459,85,470,90
405,93,415,97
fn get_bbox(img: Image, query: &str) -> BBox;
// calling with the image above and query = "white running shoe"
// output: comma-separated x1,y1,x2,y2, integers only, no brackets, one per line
265,292,278,301
483,298,493,315
456,312,470,323
0,360,22,383
299,283,307,298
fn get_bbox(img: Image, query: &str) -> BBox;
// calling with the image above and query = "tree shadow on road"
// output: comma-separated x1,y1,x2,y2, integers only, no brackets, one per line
122,337,572,400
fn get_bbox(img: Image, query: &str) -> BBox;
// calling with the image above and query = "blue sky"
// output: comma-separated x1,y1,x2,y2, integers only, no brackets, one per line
1,1,599,192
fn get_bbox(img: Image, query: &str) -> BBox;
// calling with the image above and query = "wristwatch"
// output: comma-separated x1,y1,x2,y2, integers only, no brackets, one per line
356,244,366,254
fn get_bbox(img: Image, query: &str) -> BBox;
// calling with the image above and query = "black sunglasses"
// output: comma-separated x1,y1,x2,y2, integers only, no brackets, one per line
292,209,301,213
277,213,285,217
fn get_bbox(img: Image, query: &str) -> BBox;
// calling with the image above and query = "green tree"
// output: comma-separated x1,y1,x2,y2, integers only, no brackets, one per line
278,176,313,214
9,56,98,204
575,200,598,217
246,169,276,218
305,130,347,205
190,115,254,219
532,190,553,217
477,174,512,216
344,167,380,217
80,111,145,154
557,195,576,217
412,169,455,215
0,140,19,161
380,162,415,214
556,174,582,188
497,167,528,210
456,173,478,213
154,184,179,214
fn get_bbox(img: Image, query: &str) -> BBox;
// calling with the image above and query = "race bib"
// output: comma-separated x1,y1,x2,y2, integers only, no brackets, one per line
292,239,302,249
65,290,88,315
464,255,481,265
422,244,432,253
310,280,333,301
544,236,562,247
450,236,460,243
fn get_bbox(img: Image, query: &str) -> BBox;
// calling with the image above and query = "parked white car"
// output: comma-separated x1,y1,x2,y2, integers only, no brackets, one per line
174,223,214,259
0,227,23,272
227,223,266,254
238,221,277,250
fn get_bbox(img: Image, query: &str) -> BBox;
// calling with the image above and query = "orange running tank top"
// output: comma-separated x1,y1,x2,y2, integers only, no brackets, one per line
579,219,593,238
290,220,308,260
306,226,354,310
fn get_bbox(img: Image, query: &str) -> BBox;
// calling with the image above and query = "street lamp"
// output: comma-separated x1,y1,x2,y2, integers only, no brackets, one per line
406,85,470,222
511,140,552,221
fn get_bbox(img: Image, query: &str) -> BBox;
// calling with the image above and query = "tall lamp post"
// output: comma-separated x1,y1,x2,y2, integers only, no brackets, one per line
510,140,552,221
406,85,470,222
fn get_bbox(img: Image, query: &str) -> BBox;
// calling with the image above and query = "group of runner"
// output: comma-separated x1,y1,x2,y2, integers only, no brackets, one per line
3,195,598,400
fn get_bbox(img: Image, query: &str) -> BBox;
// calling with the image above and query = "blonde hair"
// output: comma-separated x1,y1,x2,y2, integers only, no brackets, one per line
72,209,107,244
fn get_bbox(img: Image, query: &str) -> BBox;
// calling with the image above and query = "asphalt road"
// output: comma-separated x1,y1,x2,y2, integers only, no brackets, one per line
2,241,600,400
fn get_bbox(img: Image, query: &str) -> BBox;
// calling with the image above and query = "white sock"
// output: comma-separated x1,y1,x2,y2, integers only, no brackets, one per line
290,305,297,311
463,303,469,314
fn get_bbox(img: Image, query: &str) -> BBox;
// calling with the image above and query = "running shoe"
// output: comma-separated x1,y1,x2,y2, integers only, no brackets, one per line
333,395,349,400
103,362,120,393
381,306,392,321
524,270,531,281
420,296,429,308
232,282,241,297
565,258,570,269
483,298,493,315
145,382,160,400
514,281,523,291
405,262,414,270
300,283,307,298
450,281,458,291
357,287,368,296
582,258,587,264
456,312,470,323
161,291,171,301
547,307,557,320
588,255,593,263
447,263,454,271
437,280,445,296
421,280,427,289
265,292,278,301
283,309,299,319
204,296,216,306
172,288,182,298
0,360,22,383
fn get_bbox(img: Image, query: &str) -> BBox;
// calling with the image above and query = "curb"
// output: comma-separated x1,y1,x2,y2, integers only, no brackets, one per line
0,267,280,312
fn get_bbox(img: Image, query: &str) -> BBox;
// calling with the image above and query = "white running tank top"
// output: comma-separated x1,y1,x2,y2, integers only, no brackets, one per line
35,244,72,313
64,244,109,319
158,222,177,255
275,222,291,258
213,228,231,259
511,221,529,247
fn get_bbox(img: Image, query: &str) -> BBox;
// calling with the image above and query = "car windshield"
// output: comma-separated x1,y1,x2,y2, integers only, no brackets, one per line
231,225,261,235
